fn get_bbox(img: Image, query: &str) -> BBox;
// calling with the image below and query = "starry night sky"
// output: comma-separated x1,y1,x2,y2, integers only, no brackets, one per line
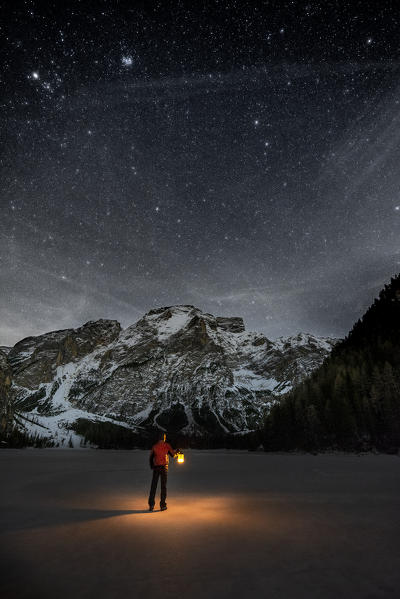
2,1,400,346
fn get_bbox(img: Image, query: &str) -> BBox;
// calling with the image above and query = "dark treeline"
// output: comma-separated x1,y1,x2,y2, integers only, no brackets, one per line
71,419,149,449
0,427,54,448
168,430,262,451
70,418,262,451
263,274,400,452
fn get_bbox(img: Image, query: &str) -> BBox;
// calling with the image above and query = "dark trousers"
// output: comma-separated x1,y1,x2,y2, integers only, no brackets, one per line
148,466,168,508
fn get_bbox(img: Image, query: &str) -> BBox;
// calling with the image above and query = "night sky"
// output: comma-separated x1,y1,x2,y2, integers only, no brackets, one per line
2,1,400,346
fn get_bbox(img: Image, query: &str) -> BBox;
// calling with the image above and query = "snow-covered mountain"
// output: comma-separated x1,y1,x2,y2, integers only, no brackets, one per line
4,305,338,445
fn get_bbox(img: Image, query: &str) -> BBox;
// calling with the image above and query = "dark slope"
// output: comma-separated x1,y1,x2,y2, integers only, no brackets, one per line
264,274,400,452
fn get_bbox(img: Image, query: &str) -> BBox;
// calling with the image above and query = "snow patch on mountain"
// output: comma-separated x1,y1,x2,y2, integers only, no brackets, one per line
231,368,279,392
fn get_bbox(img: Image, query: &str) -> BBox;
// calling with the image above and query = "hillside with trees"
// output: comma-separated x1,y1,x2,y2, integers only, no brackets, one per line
263,274,400,452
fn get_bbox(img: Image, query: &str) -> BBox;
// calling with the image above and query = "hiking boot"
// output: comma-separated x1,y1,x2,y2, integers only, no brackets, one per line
160,505,167,511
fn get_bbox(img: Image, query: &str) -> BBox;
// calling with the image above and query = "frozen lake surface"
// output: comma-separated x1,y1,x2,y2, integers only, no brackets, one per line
0,449,399,599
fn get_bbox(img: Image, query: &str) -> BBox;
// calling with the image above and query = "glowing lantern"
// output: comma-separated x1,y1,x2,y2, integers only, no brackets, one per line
176,451,184,463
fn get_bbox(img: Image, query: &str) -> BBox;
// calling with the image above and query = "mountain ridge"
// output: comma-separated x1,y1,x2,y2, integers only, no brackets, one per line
1,305,338,447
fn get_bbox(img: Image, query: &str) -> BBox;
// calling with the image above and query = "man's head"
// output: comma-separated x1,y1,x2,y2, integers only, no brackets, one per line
158,432,166,442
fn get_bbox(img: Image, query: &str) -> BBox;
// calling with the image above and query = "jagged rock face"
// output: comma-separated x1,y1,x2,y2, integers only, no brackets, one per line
0,349,12,434
6,306,337,442
0,349,9,375
8,320,121,390
216,317,245,333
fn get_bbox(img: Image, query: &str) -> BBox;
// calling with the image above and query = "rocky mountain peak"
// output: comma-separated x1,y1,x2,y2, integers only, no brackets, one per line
4,306,338,445
121,305,246,350
7,319,121,389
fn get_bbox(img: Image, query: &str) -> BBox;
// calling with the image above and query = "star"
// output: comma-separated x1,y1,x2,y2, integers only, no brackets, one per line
121,56,133,67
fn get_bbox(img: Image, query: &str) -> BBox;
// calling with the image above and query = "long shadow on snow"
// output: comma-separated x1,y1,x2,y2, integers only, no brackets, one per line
0,507,158,533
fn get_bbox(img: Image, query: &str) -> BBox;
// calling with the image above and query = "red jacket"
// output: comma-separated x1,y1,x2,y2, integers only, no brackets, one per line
150,441,176,468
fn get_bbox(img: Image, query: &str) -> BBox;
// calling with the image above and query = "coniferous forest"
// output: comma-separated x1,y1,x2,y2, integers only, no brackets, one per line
263,274,400,452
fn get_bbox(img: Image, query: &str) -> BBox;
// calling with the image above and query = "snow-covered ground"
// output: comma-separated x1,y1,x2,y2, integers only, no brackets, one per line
0,450,399,599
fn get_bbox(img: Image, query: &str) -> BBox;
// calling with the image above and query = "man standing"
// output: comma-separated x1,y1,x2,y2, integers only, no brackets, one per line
148,433,177,511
